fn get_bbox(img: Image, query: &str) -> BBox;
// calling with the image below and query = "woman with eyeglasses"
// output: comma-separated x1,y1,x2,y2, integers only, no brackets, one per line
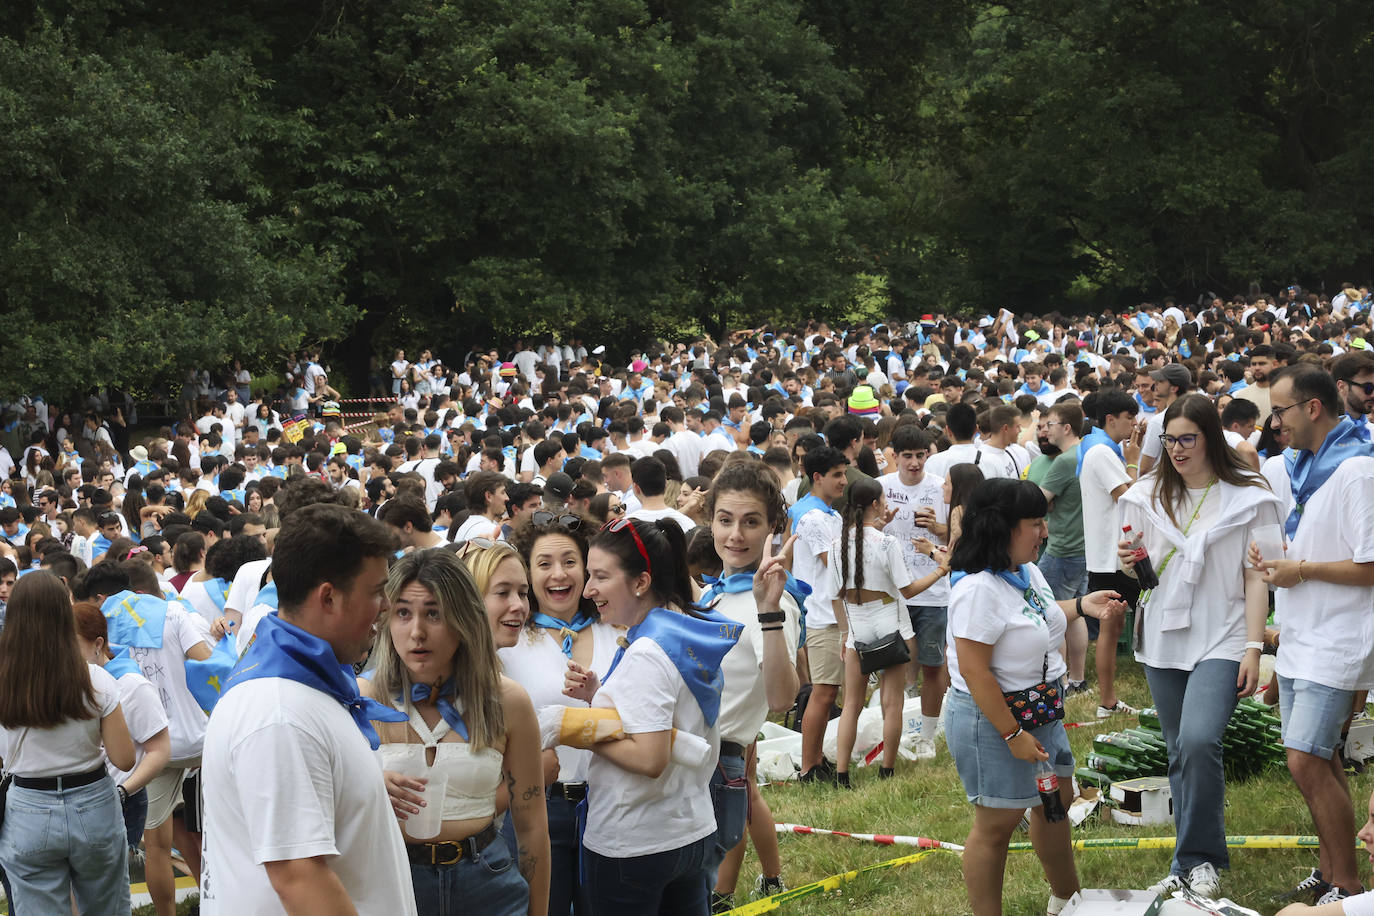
586,492,624,527
562,517,744,916
505,513,621,916
700,458,804,908
367,550,549,916
1116,393,1281,900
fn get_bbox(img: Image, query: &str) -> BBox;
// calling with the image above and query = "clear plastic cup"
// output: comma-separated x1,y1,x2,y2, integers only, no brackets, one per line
1252,523,1285,566
402,767,448,840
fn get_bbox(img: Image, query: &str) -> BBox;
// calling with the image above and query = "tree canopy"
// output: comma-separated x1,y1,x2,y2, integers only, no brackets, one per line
3,0,1372,398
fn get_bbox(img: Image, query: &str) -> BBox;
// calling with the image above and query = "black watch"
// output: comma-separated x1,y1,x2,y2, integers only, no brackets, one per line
756,611,786,625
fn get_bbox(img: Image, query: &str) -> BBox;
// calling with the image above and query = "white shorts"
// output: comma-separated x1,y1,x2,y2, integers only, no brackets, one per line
842,598,912,649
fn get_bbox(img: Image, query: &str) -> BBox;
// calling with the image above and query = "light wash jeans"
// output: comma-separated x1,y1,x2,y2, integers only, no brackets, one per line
1144,659,1240,874
0,776,130,915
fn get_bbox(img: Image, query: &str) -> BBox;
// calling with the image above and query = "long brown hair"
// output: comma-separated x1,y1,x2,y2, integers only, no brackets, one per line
1152,393,1269,527
0,572,99,728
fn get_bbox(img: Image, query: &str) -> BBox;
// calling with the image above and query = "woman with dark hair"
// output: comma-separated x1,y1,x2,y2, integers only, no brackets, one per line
585,491,624,527
505,514,621,916
368,550,548,915
122,476,146,544
562,518,746,915
0,572,136,913
945,478,1125,916
1117,394,1280,899
831,476,949,785
943,463,985,550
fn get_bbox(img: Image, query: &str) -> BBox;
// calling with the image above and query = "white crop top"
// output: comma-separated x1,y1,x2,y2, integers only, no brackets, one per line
378,704,504,822
829,527,915,599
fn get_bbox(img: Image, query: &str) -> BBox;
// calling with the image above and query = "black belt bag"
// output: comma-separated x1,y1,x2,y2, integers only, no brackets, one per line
1002,655,1064,729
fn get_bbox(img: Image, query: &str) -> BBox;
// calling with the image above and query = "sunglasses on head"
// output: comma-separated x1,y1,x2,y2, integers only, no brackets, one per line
457,536,517,560
532,510,582,531
601,517,652,573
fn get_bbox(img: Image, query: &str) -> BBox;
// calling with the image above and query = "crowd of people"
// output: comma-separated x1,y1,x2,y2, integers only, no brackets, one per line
2,286,1374,915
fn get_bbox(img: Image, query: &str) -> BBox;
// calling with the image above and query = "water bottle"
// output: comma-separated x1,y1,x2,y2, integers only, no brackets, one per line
1121,525,1159,590
1036,761,1067,822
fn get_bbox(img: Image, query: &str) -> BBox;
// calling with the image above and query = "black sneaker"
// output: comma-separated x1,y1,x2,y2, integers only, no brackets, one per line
799,759,837,785
710,892,734,914
836,771,852,789
879,766,895,779
1271,868,1330,904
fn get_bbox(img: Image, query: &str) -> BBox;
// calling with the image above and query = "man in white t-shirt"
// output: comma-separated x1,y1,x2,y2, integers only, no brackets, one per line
877,426,948,757
627,456,694,533
1077,388,1141,719
1259,366,1374,905
453,471,507,542
976,404,1025,479
923,403,983,481
660,406,704,478
201,505,416,916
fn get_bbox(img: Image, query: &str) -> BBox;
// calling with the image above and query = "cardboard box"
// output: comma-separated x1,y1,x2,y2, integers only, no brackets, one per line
1061,889,1164,915
1346,719,1374,763
1109,776,1174,826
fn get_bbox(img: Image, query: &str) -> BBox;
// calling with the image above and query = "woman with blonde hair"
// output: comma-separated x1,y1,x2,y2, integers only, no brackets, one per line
184,489,209,520
370,550,549,916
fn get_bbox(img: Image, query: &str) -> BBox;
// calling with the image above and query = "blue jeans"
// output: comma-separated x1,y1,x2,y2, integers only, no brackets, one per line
499,792,588,914
1038,553,1087,601
706,752,748,877
0,777,130,916
122,786,148,849
410,834,528,916
585,834,712,916
1145,660,1240,874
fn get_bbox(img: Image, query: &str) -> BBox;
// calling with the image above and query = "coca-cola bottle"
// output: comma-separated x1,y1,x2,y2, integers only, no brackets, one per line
1121,525,1160,590
1036,761,1067,822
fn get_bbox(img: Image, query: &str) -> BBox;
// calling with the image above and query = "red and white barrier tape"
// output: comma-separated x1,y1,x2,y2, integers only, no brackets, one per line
775,823,964,851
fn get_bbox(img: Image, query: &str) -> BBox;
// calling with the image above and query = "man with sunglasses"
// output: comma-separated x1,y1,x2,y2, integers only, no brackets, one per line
1331,351,1374,441
1257,364,1374,906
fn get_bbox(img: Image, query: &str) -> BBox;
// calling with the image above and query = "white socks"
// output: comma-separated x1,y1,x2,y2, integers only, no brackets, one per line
922,714,940,739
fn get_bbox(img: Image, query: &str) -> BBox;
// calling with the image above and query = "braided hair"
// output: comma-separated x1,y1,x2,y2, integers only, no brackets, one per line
838,476,883,599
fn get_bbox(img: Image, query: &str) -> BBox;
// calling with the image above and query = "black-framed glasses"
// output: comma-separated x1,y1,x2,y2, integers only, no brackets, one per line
1159,433,1201,450
1342,380,1374,396
609,503,626,515
532,510,582,531
601,517,652,573
1270,397,1317,423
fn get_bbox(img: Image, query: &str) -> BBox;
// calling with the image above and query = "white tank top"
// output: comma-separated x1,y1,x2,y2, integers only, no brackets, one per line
378,702,503,822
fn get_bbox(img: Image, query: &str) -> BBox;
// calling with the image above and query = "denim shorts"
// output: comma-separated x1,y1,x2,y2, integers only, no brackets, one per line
945,687,1074,808
1278,675,1355,758
410,832,528,916
906,605,948,666
1038,554,1087,601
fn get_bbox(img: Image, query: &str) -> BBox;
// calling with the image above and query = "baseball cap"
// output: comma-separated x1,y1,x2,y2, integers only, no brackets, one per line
1148,364,1193,391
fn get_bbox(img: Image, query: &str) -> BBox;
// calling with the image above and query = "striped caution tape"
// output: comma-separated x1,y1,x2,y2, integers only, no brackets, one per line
721,848,950,915
1009,835,1320,852
775,823,963,850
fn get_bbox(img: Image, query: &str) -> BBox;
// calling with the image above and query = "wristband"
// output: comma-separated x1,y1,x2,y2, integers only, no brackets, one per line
1002,727,1023,742
117,784,128,806
1127,463,1139,470
756,611,786,625
1244,641,1264,652
761,625,783,632
1075,596,1084,619
1297,560,1307,584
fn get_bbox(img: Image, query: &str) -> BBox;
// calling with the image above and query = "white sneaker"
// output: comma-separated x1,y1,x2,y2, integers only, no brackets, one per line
1315,886,1353,905
1096,700,1139,719
1187,863,1221,898
1047,892,1074,915
1146,873,1188,896
909,736,937,760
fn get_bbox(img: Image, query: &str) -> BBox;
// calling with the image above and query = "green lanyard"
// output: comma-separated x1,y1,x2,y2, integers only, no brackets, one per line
1155,478,1215,581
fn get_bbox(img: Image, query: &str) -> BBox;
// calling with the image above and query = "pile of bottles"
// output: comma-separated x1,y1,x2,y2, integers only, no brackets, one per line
1076,699,1284,789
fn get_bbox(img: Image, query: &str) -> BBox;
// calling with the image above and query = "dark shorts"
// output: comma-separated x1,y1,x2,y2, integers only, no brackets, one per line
1085,571,1140,640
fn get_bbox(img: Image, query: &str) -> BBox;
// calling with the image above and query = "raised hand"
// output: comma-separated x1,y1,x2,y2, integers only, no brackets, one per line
753,534,798,612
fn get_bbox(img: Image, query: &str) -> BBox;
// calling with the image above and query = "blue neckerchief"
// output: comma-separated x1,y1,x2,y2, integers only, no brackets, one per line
1284,417,1374,538
92,534,112,557
103,645,142,680
1134,393,1157,415
603,607,742,727
950,565,1045,610
787,492,837,533
222,488,247,505
1017,381,1050,397
1346,415,1373,443
1076,427,1124,476
100,590,168,649
206,578,230,615
224,613,406,750
700,571,812,611
530,610,596,659
402,681,469,741
134,460,158,477
186,635,239,713
1228,380,1247,395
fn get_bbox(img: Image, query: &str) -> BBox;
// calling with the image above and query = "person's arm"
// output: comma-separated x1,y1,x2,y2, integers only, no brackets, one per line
1252,555,1374,589
587,730,672,778
1237,565,1268,697
120,726,170,795
752,535,801,713
501,680,550,916
101,703,136,773
264,858,357,916
954,637,1046,763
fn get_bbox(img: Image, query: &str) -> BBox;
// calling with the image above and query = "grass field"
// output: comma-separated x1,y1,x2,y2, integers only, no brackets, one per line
727,651,1374,916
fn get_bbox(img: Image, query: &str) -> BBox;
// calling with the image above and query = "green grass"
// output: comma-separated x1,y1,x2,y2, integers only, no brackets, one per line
728,651,1373,916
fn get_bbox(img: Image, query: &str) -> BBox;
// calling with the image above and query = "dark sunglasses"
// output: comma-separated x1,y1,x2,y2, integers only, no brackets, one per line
532,510,582,531
1342,379,1374,396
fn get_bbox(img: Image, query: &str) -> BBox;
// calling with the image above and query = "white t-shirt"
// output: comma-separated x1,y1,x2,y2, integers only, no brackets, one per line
793,508,841,626
180,576,229,628
877,472,949,606
1079,443,1130,573
200,678,418,916
828,528,915,600
712,590,801,746
498,623,620,784
1267,456,1374,690
107,670,170,783
975,445,1021,480
129,602,212,762
948,567,1066,693
628,506,695,534
923,442,981,481
583,639,717,858
1342,890,1374,916
226,558,271,616
453,514,502,543
663,430,704,478
1,664,120,777
1139,409,1168,463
